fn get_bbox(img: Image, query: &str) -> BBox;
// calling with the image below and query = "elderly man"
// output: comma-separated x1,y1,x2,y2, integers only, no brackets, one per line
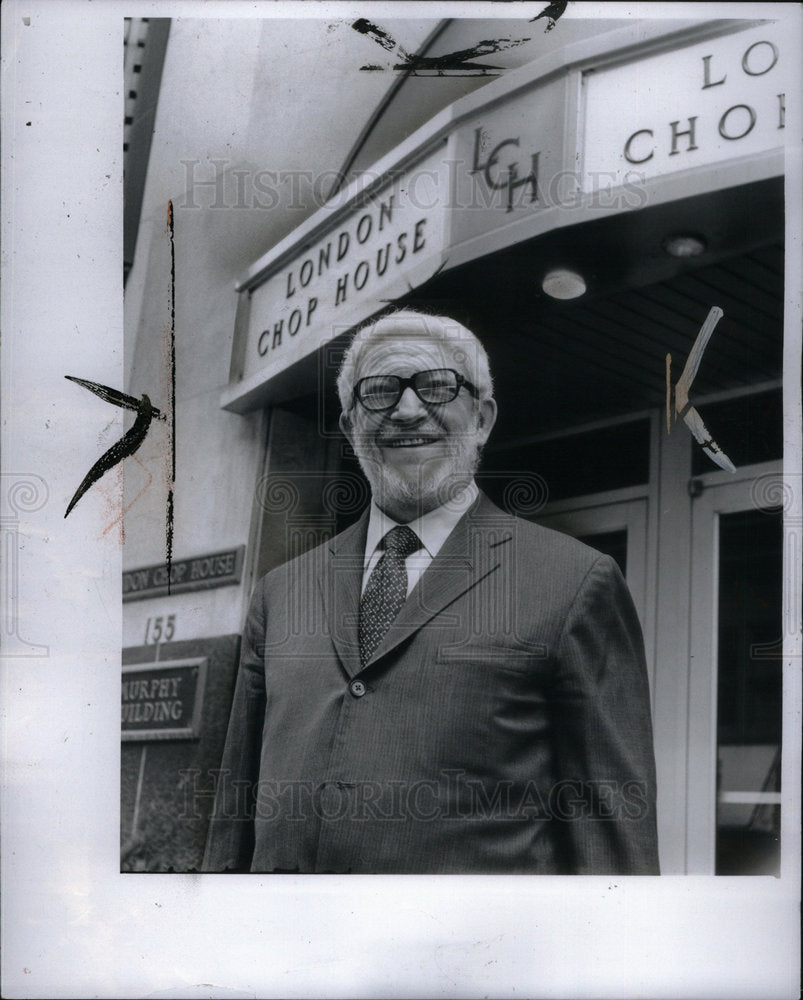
204,311,659,874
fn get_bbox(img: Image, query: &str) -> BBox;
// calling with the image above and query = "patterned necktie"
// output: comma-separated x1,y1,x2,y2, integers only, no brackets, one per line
359,525,422,666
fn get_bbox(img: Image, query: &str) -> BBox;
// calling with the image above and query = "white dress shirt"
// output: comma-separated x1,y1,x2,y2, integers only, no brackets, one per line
361,481,479,596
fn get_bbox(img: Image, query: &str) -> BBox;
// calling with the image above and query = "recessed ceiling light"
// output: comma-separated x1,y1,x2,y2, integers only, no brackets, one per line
542,269,586,300
663,233,707,258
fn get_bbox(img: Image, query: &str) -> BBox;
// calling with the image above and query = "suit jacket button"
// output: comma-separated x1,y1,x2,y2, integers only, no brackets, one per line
350,680,366,698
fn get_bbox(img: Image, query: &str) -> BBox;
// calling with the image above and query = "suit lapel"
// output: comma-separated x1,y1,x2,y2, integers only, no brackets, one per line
364,493,514,668
319,512,368,679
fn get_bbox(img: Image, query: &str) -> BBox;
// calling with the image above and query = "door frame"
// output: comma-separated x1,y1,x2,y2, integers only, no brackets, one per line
685,459,783,873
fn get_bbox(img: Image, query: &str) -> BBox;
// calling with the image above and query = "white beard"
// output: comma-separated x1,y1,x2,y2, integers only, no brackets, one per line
353,428,483,520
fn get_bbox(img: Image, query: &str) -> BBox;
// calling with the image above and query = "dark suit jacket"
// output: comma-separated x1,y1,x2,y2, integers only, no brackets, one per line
203,493,659,874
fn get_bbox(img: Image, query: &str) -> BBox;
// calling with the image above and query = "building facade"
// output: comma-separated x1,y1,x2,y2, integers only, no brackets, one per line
121,14,794,876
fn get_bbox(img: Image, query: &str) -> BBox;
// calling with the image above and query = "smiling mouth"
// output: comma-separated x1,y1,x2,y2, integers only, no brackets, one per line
381,436,441,448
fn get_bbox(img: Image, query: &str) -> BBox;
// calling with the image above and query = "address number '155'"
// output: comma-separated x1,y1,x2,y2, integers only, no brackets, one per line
145,614,176,644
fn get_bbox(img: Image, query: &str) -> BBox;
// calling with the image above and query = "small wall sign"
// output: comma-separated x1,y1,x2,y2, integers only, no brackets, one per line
122,658,207,741
122,546,244,602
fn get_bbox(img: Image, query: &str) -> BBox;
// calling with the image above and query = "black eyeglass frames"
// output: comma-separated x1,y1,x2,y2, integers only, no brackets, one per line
353,368,480,412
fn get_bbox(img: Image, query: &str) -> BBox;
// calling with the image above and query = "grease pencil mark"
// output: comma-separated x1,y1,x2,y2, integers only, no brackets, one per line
352,18,532,76
63,377,165,518
64,203,177,589
166,200,176,594
530,1,568,33
100,455,153,540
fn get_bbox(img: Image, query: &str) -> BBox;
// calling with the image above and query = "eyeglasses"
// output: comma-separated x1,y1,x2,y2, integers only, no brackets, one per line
353,368,479,412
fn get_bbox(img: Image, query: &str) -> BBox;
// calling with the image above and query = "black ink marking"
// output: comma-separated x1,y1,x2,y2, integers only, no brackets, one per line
166,200,176,595
530,1,568,32
64,376,165,418
400,38,531,77
352,18,531,76
64,383,158,518
352,18,396,52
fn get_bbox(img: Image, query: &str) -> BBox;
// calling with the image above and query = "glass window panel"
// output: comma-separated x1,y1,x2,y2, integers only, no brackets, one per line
576,529,627,577
482,419,650,505
691,390,782,476
715,507,782,876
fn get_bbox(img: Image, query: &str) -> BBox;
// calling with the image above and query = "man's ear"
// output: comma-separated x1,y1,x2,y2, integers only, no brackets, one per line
475,398,497,445
339,411,354,446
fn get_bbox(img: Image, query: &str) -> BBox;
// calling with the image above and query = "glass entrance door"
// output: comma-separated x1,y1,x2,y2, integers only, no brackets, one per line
687,463,783,875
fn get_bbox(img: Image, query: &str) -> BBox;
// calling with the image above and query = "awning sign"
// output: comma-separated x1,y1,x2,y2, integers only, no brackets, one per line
583,23,786,189
237,150,448,391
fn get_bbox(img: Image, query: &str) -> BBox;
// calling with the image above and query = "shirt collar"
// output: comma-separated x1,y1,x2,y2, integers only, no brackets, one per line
364,480,479,567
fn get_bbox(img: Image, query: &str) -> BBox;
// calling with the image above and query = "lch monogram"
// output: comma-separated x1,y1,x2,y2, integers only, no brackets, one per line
470,127,540,213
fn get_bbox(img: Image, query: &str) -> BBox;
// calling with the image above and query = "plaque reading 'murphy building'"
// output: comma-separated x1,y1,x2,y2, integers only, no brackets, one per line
122,659,207,741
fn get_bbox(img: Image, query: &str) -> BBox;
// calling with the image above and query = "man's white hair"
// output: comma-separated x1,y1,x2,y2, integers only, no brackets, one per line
337,310,494,415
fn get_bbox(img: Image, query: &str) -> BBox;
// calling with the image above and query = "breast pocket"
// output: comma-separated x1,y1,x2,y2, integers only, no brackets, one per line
434,637,548,672
412,640,553,778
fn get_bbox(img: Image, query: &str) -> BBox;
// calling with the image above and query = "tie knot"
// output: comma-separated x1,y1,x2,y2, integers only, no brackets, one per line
382,524,421,559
